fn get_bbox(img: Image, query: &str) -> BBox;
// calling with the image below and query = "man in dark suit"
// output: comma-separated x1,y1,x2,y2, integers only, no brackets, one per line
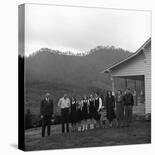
40,93,54,137
123,88,134,127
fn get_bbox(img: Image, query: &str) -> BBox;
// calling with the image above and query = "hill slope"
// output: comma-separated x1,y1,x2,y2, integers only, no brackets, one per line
25,46,131,89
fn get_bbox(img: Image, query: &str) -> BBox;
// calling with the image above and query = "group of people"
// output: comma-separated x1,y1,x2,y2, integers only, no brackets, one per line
40,88,134,137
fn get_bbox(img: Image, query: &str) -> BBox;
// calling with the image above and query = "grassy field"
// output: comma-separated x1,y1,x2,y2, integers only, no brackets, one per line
25,120,151,151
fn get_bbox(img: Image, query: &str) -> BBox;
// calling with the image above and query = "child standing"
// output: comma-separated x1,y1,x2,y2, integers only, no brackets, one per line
99,106,108,128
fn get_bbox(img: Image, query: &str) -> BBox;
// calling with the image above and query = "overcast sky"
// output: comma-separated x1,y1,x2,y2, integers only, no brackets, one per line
25,4,151,56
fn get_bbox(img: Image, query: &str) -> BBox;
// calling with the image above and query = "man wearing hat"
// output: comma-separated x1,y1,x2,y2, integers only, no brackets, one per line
40,93,54,137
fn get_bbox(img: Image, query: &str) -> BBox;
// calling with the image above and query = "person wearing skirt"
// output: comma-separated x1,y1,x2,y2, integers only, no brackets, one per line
115,90,124,127
105,91,116,127
88,94,95,129
70,97,77,132
77,99,83,132
94,93,102,128
81,96,89,131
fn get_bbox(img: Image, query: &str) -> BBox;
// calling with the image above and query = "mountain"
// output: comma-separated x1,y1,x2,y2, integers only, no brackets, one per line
25,46,131,91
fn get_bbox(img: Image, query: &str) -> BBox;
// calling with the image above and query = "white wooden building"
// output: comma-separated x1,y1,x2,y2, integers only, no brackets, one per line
103,38,151,114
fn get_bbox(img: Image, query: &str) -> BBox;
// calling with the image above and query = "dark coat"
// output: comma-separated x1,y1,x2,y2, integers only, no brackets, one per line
70,101,77,123
115,95,124,120
105,95,116,122
123,93,134,106
40,99,54,116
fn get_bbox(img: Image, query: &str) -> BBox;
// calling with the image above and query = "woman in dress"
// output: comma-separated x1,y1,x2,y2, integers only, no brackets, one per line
105,90,116,127
70,97,77,132
81,96,89,131
94,93,102,128
77,99,83,132
88,94,95,129
115,90,124,127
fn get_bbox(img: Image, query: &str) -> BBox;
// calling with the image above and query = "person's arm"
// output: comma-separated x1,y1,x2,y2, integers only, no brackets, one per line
80,101,83,110
68,98,71,113
40,100,44,118
131,95,134,106
87,100,89,113
112,96,115,108
114,95,118,111
87,99,90,106
98,98,102,112
57,98,61,108
51,100,54,116
68,98,71,107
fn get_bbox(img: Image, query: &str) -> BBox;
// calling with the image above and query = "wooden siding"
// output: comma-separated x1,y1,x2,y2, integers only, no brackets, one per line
111,53,146,76
144,45,151,114
111,44,151,114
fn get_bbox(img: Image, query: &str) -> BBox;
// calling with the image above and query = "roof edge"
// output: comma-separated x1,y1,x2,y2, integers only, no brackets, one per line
101,37,151,73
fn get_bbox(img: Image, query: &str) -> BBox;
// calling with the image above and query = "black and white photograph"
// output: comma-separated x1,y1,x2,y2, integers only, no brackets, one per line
18,3,151,151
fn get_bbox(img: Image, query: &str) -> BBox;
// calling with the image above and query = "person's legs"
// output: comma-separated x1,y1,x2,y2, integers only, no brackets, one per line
72,122,76,132
109,121,112,127
87,118,90,130
77,121,81,131
117,118,120,127
120,106,124,127
46,116,51,136
124,106,128,127
65,108,70,133
100,112,103,128
47,117,50,136
61,109,65,133
71,122,73,132
105,119,109,128
42,117,46,137
117,105,121,127
89,118,93,129
108,115,113,127
81,120,84,131
86,118,89,130
128,106,133,126
126,106,130,126
73,122,76,131
66,123,69,132
62,123,65,133
83,120,85,131
97,120,101,128
47,125,51,136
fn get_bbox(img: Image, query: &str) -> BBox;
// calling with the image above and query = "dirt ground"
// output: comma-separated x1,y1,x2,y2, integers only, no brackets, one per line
25,120,151,151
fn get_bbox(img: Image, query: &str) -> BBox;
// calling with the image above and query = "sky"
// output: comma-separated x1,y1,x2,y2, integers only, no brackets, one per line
25,4,151,56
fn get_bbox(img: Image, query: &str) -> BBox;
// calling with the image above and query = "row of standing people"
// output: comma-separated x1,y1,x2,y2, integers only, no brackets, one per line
40,88,134,136
69,93,102,132
57,88,134,134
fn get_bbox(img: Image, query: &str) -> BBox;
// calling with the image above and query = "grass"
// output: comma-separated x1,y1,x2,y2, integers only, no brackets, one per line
25,120,151,151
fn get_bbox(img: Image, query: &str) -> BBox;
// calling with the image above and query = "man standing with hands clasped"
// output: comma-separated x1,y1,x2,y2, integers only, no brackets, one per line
40,93,54,137
58,94,71,133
